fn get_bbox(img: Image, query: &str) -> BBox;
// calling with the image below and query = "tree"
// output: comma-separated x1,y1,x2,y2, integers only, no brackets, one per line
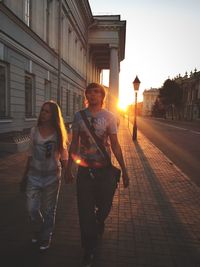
152,97,165,118
159,79,182,119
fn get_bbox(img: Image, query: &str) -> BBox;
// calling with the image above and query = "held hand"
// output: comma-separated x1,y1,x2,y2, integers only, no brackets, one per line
64,168,74,184
122,171,129,188
19,176,27,193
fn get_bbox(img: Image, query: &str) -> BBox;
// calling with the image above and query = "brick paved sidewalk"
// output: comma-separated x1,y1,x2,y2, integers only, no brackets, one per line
0,118,200,267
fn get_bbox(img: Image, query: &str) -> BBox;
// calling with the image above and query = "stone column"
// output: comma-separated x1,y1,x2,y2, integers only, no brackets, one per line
109,44,119,112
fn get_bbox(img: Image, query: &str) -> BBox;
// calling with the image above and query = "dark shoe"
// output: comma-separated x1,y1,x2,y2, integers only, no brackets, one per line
82,250,95,267
19,177,27,193
97,221,105,238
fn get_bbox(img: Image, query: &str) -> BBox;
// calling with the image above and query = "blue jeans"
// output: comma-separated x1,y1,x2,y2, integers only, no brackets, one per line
26,175,60,241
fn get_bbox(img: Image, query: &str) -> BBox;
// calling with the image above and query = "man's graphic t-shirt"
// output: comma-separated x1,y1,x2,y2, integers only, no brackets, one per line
72,108,117,167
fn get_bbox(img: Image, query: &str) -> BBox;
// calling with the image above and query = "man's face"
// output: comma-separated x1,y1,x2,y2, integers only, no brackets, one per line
85,87,103,106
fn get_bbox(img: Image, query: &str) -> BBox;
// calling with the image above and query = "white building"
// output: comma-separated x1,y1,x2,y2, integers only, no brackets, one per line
0,0,126,152
143,88,159,116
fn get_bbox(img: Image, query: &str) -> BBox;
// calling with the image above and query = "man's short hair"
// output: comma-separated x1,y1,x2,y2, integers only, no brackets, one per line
85,83,106,100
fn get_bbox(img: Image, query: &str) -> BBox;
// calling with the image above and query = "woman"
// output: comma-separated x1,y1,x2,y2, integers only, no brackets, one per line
21,100,68,251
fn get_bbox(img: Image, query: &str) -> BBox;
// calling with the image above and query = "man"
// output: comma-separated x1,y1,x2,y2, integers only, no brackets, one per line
65,82,129,267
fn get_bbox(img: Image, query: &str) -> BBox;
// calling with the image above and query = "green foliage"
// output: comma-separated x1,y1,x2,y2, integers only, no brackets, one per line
152,98,165,117
160,79,183,107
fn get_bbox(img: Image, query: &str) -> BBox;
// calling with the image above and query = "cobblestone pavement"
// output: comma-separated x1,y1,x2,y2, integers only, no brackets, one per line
0,118,200,267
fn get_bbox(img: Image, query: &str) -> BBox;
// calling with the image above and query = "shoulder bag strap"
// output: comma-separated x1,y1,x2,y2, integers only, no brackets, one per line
79,110,111,164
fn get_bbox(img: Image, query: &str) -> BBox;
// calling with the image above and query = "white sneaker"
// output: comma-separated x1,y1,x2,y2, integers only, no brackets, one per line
31,238,38,243
31,233,39,243
82,250,95,267
39,239,51,251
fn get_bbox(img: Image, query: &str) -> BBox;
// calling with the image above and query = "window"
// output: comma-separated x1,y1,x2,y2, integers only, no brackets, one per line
25,73,35,118
45,79,51,100
25,0,32,27
68,28,72,64
0,62,9,119
66,90,70,116
60,86,63,109
73,93,76,114
77,95,81,109
195,89,198,101
81,96,85,108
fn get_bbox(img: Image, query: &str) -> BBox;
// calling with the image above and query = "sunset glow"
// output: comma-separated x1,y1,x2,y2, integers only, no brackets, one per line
117,86,135,112
90,1,200,103
117,100,128,112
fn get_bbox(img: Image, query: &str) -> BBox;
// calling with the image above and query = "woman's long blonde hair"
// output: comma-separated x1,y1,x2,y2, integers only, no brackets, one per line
38,100,68,153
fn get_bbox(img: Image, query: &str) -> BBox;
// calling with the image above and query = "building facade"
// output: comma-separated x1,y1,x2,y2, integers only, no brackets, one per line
175,70,200,120
0,0,126,152
142,88,159,116
142,70,200,120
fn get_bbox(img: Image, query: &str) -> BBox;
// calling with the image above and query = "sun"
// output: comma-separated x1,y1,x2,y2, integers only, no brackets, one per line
117,86,135,112
117,89,134,112
117,100,128,112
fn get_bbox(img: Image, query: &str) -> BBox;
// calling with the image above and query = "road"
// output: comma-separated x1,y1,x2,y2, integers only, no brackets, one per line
136,117,200,187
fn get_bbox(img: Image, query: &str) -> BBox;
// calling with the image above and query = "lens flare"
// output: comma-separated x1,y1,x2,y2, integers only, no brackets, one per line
71,153,88,167
76,159,81,164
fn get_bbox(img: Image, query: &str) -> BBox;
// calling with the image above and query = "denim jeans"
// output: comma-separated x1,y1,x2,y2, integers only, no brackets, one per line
26,175,61,241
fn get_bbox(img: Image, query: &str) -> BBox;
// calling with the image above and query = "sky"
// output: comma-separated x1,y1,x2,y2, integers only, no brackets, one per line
88,0,200,108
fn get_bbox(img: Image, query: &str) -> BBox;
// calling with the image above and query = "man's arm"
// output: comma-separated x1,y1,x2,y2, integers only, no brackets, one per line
109,133,129,188
64,130,79,183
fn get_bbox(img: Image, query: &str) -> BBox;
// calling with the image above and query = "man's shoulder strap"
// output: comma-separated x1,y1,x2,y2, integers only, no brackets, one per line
79,110,111,163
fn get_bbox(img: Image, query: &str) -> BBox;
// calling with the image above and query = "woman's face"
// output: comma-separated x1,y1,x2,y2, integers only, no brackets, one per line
40,103,52,123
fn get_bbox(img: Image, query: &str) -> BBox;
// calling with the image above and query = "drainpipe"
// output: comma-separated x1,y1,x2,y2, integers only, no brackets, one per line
57,0,62,106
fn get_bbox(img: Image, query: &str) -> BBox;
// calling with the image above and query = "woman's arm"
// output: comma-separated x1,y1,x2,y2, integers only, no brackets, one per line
64,130,79,184
20,156,31,192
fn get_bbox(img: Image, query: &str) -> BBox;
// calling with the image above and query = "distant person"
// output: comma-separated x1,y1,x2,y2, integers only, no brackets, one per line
20,100,68,251
65,83,129,267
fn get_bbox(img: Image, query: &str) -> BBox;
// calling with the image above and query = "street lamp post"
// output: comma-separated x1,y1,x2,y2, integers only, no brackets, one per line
132,76,141,141
127,105,129,128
